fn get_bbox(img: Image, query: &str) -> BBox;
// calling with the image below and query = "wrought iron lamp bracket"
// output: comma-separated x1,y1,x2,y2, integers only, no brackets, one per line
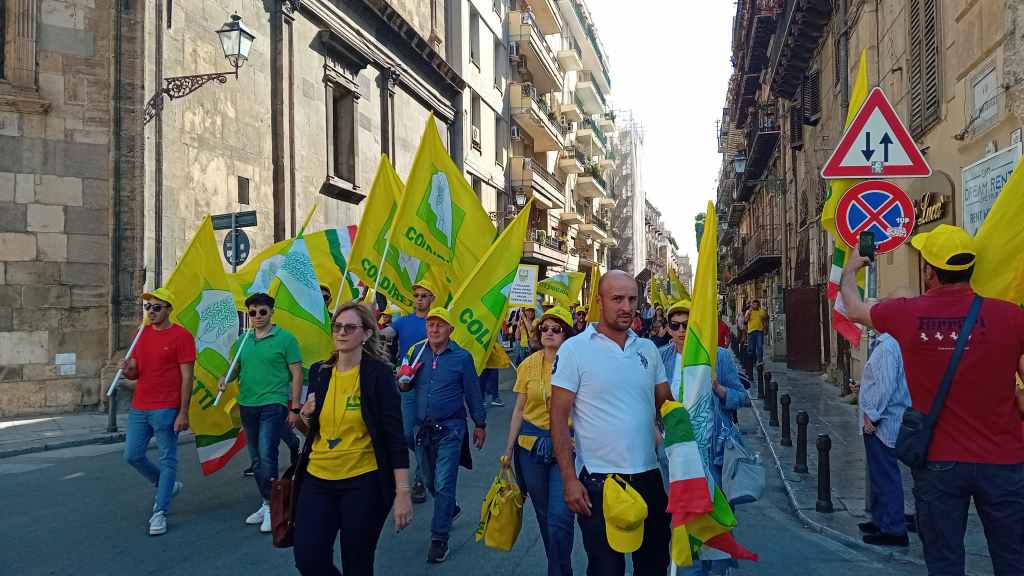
144,70,238,125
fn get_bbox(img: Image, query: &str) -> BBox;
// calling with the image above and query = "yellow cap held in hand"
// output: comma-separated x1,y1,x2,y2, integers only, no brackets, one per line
603,475,648,553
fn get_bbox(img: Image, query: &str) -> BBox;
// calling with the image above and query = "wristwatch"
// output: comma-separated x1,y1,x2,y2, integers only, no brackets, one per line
290,408,301,415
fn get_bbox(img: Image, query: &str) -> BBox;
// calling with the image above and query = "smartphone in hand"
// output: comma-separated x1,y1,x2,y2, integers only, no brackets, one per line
858,231,876,262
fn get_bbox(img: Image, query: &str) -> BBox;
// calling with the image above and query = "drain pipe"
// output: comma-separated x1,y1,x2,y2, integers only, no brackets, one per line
107,0,126,433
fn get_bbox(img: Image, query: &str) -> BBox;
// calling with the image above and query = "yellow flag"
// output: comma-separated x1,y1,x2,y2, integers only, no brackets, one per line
821,49,870,238
448,200,532,373
537,271,586,308
670,267,690,300
486,342,512,369
348,156,450,312
973,158,1024,305
585,265,602,323
388,115,496,284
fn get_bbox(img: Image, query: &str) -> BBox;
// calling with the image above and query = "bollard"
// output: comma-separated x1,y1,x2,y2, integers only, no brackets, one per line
767,380,779,427
816,434,834,512
761,370,771,407
780,394,792,446
794,411,809,473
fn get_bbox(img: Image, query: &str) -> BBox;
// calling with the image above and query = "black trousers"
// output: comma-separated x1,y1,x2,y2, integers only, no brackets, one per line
577,468,670,576
293,470,393,576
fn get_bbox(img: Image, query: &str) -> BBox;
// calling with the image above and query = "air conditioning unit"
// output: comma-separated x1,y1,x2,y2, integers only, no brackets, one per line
471,126,481,146
511,125,521,141
508,41,520,59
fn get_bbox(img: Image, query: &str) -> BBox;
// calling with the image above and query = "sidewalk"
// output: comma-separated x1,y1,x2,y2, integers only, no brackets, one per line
752,361,992,575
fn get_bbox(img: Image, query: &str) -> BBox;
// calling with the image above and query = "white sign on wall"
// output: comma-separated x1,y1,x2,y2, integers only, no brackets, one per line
961,143,1022,236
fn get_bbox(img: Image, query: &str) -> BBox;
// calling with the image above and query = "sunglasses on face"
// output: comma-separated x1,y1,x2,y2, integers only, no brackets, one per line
332,323,363,334
668,321,688,331
248,308,271,317
143,304,166,312
539,324,563,335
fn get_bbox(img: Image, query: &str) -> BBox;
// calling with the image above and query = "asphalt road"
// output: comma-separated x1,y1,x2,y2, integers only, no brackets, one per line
0,396,921,575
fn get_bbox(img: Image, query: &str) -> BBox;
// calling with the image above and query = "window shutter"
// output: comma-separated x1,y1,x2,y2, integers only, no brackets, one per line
921,0,940,129
908,0,924,135
790,92,804,150
802,69,821,125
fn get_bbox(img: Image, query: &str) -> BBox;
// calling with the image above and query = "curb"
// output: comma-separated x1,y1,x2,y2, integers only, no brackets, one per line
744,392,927,569
0,431,196,460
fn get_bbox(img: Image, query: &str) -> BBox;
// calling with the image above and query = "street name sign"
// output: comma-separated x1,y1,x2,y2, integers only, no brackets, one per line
835,180,916,255
821,87,931,179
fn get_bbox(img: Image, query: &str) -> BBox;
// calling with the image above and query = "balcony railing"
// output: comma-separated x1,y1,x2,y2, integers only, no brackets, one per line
570,0,612,87
734,223,783,284
737,104,781,196
583,162,607,189
530,229,568,253
767,0,833,99
519,10,560,67
581,116,608,148
577,70,607,106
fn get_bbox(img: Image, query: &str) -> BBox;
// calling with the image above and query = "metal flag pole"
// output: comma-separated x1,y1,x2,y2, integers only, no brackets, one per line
107,323,145,397
214,328,252,407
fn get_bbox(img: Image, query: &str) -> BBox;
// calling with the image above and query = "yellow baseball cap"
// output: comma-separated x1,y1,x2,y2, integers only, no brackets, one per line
910,224,977,271
412,279,437,296
142,287,176,308
666,300,692,317
603,475,648,553
541,306,573,328
427,307,452,326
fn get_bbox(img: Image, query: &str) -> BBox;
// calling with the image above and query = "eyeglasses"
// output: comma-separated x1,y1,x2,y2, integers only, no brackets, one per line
143,304,166,312
538,324,563,335
248,308,271,317
668,321,688,331
332,323,363,334
412,292,432,299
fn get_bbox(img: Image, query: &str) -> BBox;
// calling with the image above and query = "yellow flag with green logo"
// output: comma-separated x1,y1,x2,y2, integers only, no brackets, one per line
585,265,602,323
448,200,533,373
389,115,496,284
670,267,690,301
537,271,586,308
349,155,451,312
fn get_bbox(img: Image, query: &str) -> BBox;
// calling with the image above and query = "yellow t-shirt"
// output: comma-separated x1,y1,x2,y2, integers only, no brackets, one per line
513,351,559,451
747,308,768,333
307,366,379,481
518,317,537,347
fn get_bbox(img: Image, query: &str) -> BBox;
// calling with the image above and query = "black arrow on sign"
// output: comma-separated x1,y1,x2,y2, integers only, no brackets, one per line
879,133,893,163
861,131,875,161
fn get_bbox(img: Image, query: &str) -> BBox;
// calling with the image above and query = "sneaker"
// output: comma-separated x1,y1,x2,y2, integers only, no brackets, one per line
246,502,268,525
148,511,167,536
451,503,462,523
260,505,272,533
427,539,449,563
411,481,427,504
153,481,184,513
862,532,909,547
242,465,255,477
490,397,505,407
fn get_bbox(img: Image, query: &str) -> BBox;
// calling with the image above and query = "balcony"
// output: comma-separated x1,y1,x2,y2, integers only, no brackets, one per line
734,72,760,128
596,196,616,210
598,152,615,170
522,0,562,35
768,0,833,99
737,104,780,200
512,156,566,210
511,82,564,152
511,10,563,95
598,111,615,132
575,70,606,115
736,0,784,76
728,201,746,227
557,33,584,72
575,164,607,199
558,145,585,174
558,93,583,123
523,228,568,267
557,0,612,93
576,115,608,155
731,224,782,284
580,212,608,241
559,208,583,225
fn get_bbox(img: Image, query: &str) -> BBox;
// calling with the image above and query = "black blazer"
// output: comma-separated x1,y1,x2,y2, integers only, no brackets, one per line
295,355,409,500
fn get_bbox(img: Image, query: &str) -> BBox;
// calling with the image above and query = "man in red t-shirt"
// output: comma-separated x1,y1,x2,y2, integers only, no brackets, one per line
121,287,196,536
840,224,1024,574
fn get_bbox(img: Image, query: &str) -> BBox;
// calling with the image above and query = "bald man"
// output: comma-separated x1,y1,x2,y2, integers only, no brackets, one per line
550,270,673,575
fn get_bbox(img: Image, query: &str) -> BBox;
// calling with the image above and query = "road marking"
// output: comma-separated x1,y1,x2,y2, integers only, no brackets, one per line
62,472,86,480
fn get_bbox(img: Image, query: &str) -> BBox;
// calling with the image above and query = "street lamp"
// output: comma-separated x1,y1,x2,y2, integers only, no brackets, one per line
144,13,256,124
515,190,528,206
733,151,747,176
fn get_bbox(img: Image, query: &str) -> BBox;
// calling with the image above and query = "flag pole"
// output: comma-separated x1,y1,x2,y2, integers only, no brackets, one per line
106,323,146,397
214,328,252,407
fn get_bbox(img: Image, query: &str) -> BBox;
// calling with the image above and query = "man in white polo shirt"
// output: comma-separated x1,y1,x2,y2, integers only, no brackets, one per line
551,270,673,576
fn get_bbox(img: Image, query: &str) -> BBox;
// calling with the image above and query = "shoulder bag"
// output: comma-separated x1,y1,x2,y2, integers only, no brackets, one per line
722,435,765,505
895,295,982,469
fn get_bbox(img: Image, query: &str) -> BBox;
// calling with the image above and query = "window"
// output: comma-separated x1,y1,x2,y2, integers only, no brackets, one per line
471,93,482,151
470,9,481,67
494,37,504,90
325,76,359,198
472,176,483,200
908,0,940,136
495,117,505,166
237,176,250,205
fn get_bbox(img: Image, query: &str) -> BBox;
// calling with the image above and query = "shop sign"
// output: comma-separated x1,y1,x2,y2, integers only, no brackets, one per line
961,143,1022,236
914,192,948,226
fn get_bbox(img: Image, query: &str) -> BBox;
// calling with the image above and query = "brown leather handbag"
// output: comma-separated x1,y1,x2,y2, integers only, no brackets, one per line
271,458,302,548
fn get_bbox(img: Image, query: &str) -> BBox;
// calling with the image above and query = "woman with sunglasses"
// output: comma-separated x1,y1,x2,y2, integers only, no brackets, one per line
658,300,750,576
293,303,413,576
502,306,576,576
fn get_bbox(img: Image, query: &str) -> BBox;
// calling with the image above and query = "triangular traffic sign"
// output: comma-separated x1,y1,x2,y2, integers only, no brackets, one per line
821,87,931,179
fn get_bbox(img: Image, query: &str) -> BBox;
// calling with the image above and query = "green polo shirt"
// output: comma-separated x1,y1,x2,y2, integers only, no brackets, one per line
235,325,302,407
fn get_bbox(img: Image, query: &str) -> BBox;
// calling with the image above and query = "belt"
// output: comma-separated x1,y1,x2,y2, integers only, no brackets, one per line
579,467,659,485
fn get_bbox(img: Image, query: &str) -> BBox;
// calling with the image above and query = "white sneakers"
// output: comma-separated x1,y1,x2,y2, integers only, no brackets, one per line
149,511,167,536
246,502,272,533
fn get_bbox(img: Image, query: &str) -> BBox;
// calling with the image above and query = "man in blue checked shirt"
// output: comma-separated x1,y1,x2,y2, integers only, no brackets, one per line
399,307,486,564
858,332,912,547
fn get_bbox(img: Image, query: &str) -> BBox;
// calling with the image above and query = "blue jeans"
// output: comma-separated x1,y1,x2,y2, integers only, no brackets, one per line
239,403,288,501
911,461,1024,575
246,424,301,468
401,390,422,486
747,330,764,363
480,368,500,402
515,445,573,576
417,418,466,541
124,408,179,514
863,434,906,535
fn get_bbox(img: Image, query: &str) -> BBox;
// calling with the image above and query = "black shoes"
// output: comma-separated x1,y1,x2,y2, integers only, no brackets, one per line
427,539,449,563
862,532,909,547
411,480,427,504
859,514,917,535
242,465,255,477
